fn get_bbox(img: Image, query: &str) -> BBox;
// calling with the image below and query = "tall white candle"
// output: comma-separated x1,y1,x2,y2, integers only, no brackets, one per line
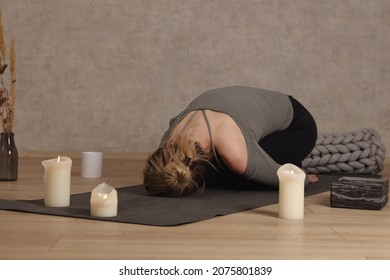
42,156,72,207
90,183,118,217
277,163,306,220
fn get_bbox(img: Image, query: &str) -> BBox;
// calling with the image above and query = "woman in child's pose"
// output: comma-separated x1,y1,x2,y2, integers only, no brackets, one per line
143,86,317,196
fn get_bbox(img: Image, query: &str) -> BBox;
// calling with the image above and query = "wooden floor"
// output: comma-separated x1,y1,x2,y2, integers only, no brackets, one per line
0,156,389,260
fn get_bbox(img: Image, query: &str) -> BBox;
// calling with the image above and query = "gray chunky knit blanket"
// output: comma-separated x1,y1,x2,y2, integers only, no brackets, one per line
302,128,386,174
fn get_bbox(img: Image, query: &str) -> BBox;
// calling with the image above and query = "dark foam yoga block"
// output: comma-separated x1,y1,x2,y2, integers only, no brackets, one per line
331,177,389,210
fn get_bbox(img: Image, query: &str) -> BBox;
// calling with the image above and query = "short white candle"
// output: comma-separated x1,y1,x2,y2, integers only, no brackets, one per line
81,151,103,178
41,155,72,207
90,183,118,217
277,163,306,220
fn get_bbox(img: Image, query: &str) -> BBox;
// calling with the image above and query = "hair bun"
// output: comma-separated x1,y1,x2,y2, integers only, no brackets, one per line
164,161,191,188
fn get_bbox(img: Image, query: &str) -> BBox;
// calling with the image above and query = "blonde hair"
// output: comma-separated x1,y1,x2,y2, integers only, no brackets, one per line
143,133,211,196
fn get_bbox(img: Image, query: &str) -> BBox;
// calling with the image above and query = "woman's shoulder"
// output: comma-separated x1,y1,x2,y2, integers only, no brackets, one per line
211,112,248,175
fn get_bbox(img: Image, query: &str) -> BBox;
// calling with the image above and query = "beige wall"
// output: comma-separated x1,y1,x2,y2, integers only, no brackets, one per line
3,0,389,155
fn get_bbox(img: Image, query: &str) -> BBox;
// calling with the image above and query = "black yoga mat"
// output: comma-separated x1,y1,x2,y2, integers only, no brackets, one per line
0,174,341,226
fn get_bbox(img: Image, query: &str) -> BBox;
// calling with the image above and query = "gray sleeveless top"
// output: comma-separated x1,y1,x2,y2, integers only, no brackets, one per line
160,86,293,186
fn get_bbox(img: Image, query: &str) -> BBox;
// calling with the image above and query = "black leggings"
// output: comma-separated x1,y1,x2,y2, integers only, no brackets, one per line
258,96,317,167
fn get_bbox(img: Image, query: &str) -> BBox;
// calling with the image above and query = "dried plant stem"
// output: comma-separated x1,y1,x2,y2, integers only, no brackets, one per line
0,7,16,133
0,80,8,132
10,38,15,82
0,9,5,63
5,37,15,132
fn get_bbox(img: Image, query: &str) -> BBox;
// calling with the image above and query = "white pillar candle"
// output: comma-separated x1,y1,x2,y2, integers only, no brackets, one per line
41,156,72,207
81,151,103,178
277,163,306,220
90,183,118,217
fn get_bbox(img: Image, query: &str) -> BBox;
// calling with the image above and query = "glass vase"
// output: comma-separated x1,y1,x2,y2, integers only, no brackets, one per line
0,132,18,181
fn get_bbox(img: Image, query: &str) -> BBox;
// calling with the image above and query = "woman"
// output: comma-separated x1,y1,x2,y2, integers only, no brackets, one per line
143,86,317,196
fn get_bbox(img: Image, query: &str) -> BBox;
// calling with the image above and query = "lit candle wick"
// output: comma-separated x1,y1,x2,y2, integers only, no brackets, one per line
57,155,61,162
290,169,294,174
97,192,108,200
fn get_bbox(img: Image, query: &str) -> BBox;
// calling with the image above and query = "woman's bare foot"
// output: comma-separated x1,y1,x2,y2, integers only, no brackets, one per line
308,174,319,183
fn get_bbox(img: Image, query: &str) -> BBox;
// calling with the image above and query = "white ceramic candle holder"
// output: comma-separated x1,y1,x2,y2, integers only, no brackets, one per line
81,151,103,178
277,163,306,220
